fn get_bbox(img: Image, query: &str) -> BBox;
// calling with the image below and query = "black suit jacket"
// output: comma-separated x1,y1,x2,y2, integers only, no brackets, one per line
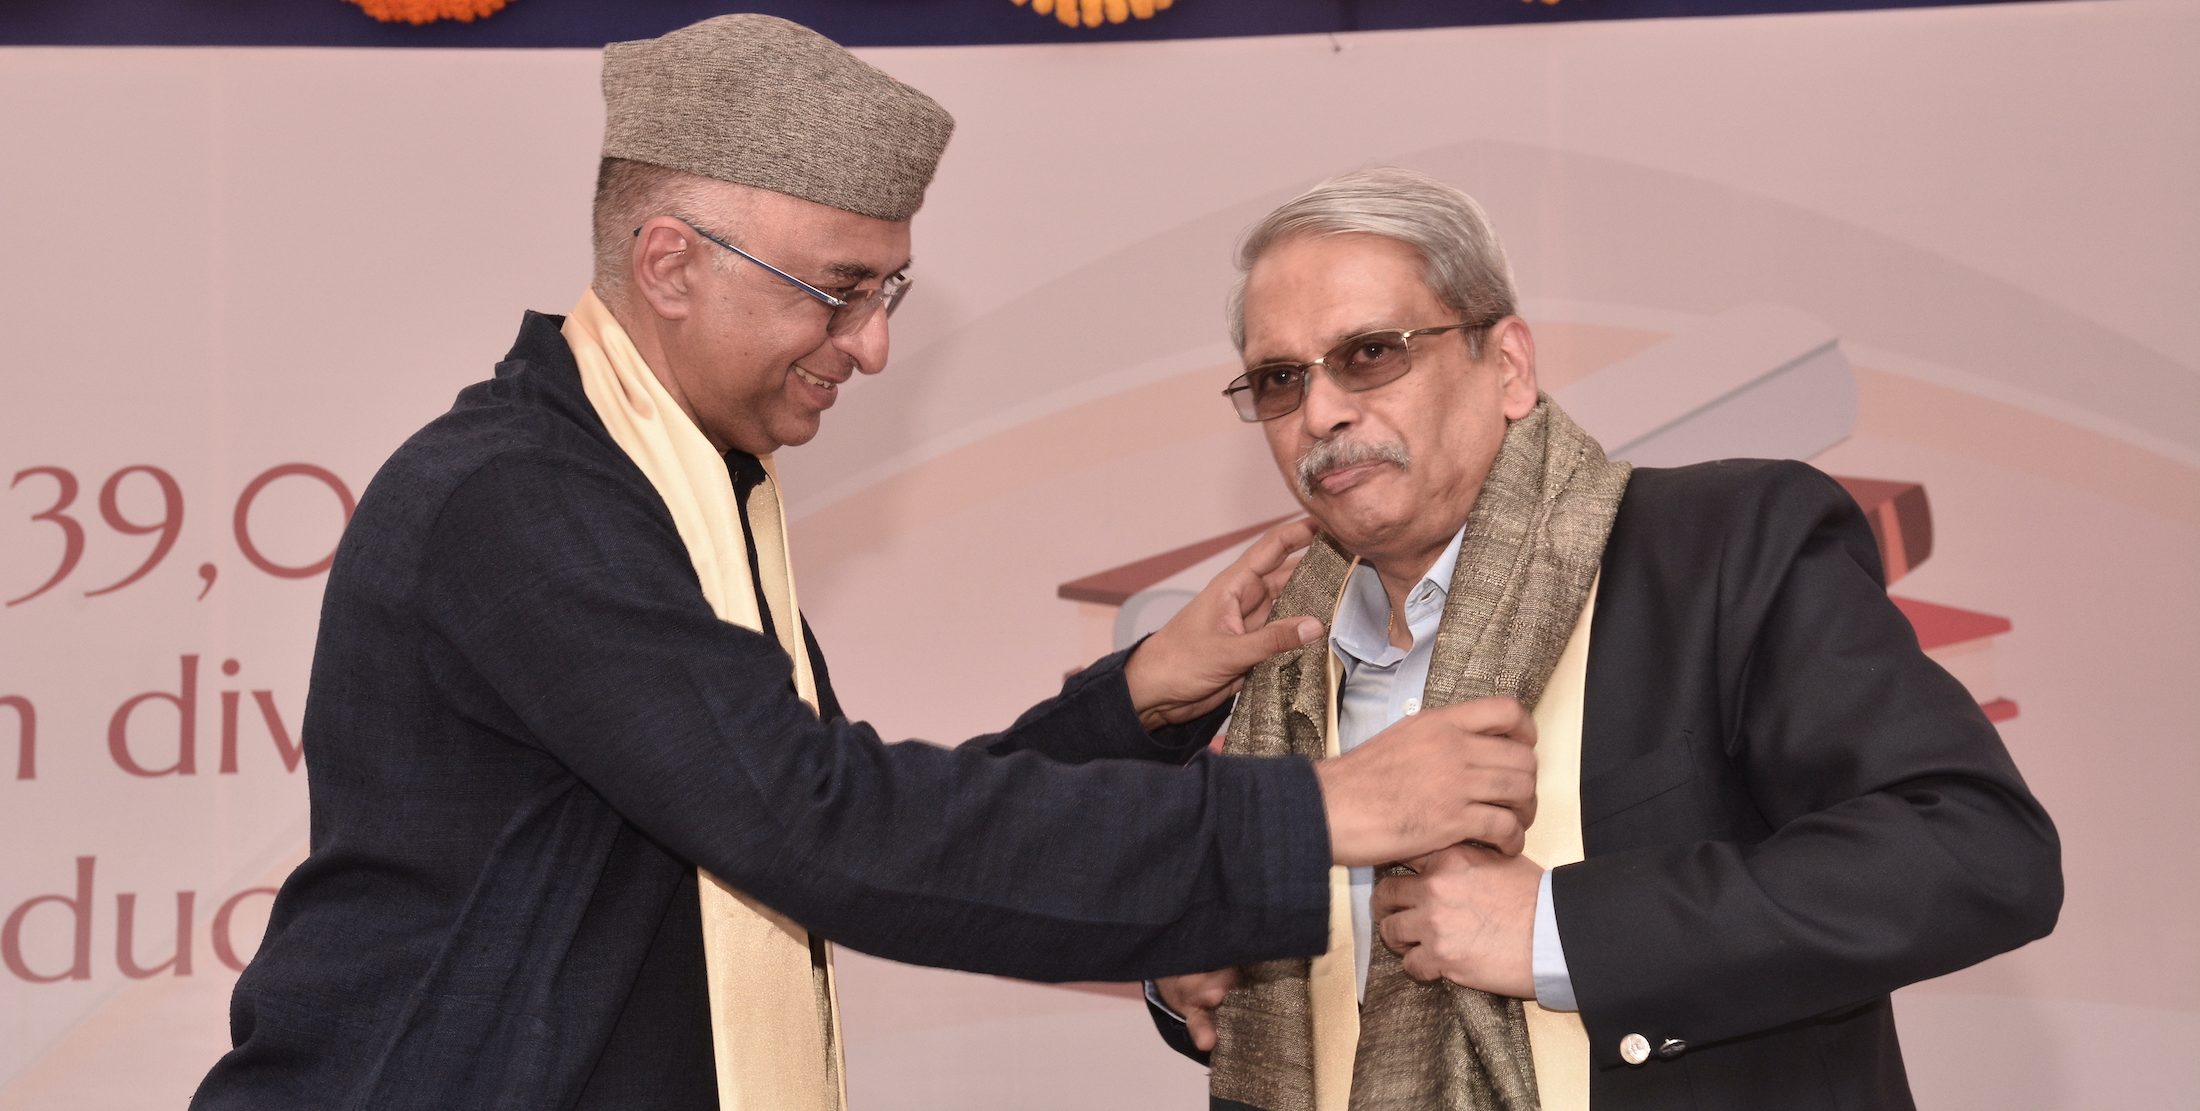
1160,460,2061,1110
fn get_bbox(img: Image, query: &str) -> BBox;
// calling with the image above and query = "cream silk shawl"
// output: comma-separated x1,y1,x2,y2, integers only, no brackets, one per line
565,291,845,1111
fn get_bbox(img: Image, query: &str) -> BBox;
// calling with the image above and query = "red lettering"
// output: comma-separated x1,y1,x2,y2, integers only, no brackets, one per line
116,891,194,978
215,662,302,775
254,691,302,773
233,464,354,579
3,856,94,982
218,689,241,774
212,887,278,972
108,655,198,777
0,694,32,779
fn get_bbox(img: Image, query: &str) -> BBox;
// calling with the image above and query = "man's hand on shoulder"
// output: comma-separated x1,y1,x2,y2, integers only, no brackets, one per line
1123,518,1323,731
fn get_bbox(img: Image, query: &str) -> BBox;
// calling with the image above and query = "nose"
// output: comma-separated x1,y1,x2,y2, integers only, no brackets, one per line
830,306,891,376
1293,363,1358,440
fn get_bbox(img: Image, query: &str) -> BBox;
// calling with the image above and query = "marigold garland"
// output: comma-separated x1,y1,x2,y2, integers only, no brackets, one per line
347,0,512,26
1013,0,1174,30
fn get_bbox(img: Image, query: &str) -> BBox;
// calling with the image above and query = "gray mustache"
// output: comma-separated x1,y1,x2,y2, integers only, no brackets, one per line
1295,438,1409,498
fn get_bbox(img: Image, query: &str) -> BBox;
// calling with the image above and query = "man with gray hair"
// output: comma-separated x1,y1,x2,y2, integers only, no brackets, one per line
1149,167,2062,1109
188,21,1544,1111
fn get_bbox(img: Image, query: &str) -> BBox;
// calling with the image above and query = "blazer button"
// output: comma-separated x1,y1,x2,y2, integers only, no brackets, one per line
1619,1033,1651,1065
1657,1038,1688,1059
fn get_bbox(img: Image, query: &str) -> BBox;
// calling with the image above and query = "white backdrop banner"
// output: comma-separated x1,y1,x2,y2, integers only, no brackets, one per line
2,1,2194,1106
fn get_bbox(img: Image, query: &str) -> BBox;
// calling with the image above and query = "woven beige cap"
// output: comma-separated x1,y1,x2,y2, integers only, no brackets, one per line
602,14,953,222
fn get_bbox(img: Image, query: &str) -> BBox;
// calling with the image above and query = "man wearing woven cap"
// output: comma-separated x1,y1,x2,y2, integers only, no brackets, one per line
190,17,1546,1111
1148,167,2062,1109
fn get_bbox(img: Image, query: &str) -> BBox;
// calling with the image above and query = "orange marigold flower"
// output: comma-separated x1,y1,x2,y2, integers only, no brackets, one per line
348,0,513,25
1012,0,1173,29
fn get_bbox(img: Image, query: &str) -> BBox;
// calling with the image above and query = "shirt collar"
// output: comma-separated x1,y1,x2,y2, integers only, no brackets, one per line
1330,522,1469,667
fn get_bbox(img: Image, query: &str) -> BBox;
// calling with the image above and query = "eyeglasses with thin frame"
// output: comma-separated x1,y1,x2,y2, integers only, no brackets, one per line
1222,319,1499,422
633,218,911,337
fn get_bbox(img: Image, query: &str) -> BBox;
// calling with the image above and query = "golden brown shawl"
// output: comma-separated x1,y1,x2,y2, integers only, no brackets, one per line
1210,398,1629,1111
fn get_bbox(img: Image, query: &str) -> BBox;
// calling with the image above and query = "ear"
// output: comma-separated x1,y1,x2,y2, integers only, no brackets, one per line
1488,317,1539,420
631,218,699,323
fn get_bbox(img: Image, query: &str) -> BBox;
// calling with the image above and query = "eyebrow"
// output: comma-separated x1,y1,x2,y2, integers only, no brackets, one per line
1245,321,1394,367
817,255,913,286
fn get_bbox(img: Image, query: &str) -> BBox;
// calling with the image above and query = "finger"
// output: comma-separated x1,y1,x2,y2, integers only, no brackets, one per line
1460,735,1538,776
1400,945,1444,983
1188,976,1231,1009
1159,977,1200,1016
1377,906,1426,954
1258,555,1301,601
1231,613,1325,665
1217,565,1281,630
1466,803,1528,857
1212,571,1257,637
1508,700,1537,747
1432,695,1537,743
1455,841,1510,865
1454,760,1537,821
1399,847,1457,875
1237,518,1318,578
1188,1006,1217,1052
1370,873,1423,921
1165,967,1239,1007
1508,785,1539,836
1214,539,1305,621
1235,569,1308,637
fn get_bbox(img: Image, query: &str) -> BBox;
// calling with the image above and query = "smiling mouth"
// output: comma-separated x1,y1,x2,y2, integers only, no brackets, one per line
792,364,838,392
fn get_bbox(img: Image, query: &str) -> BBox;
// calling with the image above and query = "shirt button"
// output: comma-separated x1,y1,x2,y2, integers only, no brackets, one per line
1402,697,1421,715
1619,1033,1651,1066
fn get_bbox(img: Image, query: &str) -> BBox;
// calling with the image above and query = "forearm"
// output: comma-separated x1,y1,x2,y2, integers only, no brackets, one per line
504,626,1331,982
973,644,1232,767
703,724,1334,981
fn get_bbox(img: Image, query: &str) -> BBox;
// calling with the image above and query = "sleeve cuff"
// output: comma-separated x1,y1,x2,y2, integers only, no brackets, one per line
1144,979,1188,1023
1533,866,1579,1012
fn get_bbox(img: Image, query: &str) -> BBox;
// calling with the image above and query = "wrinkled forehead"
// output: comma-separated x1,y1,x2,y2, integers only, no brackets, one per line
1241,233,1449,359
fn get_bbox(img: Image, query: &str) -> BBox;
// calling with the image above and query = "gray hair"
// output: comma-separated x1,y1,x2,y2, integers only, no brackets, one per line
590,157,748,302
1227,167,1518,354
